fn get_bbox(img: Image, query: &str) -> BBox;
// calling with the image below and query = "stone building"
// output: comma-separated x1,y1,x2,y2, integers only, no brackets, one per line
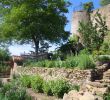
71,4,110,38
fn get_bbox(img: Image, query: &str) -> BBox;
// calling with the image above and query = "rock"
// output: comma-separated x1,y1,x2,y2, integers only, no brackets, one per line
63,90,81,100
79,92,103,100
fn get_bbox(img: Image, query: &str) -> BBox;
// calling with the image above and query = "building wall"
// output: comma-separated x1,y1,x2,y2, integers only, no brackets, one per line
71,11,89,37
71,4,110,37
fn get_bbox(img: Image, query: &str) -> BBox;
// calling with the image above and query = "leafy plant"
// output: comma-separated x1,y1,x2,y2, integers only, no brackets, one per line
77,54,95,70
43,81,53,96
103,93,110,100
69,85,80,92
83,2,94,12
51,80,70,98
20,75,31,88
97,56,110,62
31,75,44,93
79,11,108,52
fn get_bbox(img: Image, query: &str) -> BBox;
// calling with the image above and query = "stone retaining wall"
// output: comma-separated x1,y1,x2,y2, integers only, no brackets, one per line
16,67,104,85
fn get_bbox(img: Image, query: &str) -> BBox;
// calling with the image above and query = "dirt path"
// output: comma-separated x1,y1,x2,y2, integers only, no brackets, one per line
26,88,62,100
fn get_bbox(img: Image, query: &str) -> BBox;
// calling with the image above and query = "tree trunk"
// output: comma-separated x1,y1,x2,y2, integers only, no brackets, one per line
34,40,39,55
31,35,39,56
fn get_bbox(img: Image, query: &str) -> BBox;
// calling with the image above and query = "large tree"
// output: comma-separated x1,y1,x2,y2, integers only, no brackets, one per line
100,0,110,6
0,0,70,54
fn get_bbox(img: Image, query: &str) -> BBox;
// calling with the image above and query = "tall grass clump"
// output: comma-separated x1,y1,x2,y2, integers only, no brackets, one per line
77,54,95,69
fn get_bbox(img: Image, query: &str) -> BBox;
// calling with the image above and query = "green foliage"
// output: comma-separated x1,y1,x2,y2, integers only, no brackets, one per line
65,55,78,68
100,42,110,55
0,94,7,100
69,85,80,92
1,83,12,95
43,81,53,96
103,93,110,100
51,80,70,98
20,75,31,88
0,48,10,61
77,54,95,70
83,2,94,12
0,79,32,100
25,53,95,70
79,11,108,52
51,80,69,98
100,0,110,6
97,56,110,62
0,0,70,53
31,75,44,93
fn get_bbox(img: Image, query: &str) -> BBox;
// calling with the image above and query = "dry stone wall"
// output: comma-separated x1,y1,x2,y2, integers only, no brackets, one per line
16,67,104,85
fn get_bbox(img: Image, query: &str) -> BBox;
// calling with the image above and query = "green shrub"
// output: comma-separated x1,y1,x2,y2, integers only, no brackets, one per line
0,94,7,100
43,81,53,96
103,93,110,100
69,85,80,92
0,79,32,100
66,56,78,68
20,75,31,88
97,56,110,62
77,54,95,70
1,83,12,95
31,75,44,93
5,87,31,100
51,80,70,98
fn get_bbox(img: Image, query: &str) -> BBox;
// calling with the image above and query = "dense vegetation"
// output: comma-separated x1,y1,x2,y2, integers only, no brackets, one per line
0,75,80,99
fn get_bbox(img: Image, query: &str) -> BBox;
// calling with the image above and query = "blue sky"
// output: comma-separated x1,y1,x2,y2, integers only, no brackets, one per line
9,0,100,55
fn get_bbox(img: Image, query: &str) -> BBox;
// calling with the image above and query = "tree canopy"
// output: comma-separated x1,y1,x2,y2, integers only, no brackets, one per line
0,0,70,54
100,0,110,6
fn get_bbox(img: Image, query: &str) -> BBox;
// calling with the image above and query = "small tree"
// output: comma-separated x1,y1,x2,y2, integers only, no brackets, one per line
83,2,94,13
78,11,108,52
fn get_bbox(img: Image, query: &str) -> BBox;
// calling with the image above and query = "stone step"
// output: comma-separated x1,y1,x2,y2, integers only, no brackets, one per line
87,81,107,88
95,79,110,84
85,84,109,95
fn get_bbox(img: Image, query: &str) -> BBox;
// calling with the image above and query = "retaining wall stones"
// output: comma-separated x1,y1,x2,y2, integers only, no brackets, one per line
16,67,104,85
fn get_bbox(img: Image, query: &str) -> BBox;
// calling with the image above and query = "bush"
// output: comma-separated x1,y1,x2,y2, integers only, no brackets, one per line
31,75,44,93
65,55,78,68
69,85,80,92
77,54,95,70
1,83,12,95
97,56,110,62
43,81,53,96
103,93,110,100
0,80,32,100
51,80,70,98
0,94,7,100
20,75,31,88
